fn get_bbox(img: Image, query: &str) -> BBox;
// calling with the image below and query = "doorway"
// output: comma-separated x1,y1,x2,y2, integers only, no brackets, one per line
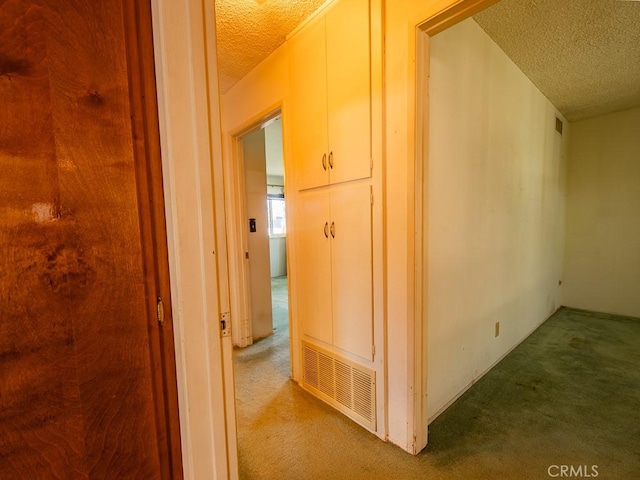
237,115,290,347
232,113,293,467
263,116,289,348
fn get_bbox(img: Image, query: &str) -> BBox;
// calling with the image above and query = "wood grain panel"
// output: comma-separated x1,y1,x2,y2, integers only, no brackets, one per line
0,3,87,477
121,0,183,476
0,1,181,478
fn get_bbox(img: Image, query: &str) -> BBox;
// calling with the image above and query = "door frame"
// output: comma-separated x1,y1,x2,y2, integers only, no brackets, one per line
225,108,284,349
151,0,238,478
123,1,183,476
410,0,500,453
223,109,293,356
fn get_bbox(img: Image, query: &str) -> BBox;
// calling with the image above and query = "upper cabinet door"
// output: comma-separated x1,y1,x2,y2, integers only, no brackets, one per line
289,0,372,191
326,0,371,186
290,15,330,191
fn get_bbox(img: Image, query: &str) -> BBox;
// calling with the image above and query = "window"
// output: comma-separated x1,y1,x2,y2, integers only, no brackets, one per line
267,193,286,236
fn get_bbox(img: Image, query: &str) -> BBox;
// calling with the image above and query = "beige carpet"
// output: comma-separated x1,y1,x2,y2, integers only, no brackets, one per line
233,279,640,479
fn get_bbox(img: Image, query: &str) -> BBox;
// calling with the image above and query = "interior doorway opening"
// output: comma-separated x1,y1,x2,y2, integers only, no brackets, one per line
233,113,294,467
236,115,289,348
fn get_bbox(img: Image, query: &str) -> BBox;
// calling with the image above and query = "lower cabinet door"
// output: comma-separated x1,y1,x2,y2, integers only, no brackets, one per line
296,189,333,344
330,183,373,361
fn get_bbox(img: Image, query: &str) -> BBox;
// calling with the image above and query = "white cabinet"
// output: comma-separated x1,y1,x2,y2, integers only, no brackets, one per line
289,0,371,191
296,183,373,361
297,189,333,345
289,16,328,190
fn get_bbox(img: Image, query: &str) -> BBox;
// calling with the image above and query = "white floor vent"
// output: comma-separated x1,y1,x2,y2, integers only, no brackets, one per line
302,340,376,431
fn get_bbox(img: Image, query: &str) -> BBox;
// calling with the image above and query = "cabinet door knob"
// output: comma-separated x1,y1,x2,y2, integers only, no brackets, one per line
330,221,335,238
322,153,327,171
329,151,334,169
324,222,329,238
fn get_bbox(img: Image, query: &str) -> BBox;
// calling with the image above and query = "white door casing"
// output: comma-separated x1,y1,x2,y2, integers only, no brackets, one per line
151,0,239,477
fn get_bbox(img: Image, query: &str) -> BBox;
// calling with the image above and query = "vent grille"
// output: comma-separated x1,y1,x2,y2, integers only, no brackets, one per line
335,361,352,409
318,352,334,397
555,116,563,135
302,340,376,431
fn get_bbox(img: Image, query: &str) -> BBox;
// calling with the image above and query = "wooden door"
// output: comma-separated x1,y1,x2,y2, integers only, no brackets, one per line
330,184,373,361
289,13,329,191
296,190,332,345
0,1,182,478
326,0,371,186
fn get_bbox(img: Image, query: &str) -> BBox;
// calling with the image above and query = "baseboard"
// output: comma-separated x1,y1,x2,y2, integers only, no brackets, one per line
427,306,561,424
560,305,640,321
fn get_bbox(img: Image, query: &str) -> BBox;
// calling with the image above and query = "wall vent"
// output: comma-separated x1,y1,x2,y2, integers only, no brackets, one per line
302,340,376,431
555,116,563,135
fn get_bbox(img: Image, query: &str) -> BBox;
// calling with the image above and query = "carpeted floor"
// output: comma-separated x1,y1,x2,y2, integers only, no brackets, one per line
233,280,640,479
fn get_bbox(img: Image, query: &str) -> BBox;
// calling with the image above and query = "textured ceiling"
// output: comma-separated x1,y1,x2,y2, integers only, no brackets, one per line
215,0,640,121
215,0,327,93
474,0,640,121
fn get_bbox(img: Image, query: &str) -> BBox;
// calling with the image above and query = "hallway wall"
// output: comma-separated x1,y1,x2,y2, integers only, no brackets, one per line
243,129,274,340
426,18,569,418
269,237,287,277
265,121,288,278
220,0,511,453
563,107,640,318
220,43,289,350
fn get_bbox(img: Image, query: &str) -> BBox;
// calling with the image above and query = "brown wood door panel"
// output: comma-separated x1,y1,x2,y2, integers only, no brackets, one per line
0,1,182,478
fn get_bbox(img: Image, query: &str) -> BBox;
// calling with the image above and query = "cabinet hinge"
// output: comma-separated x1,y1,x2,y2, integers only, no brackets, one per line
370,157,373,172
371,191,374,205
372,344,376,358
156,296,165,326
220,312,231,338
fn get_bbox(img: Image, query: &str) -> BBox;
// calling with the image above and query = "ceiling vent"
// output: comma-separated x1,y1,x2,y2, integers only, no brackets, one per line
302,340,376,431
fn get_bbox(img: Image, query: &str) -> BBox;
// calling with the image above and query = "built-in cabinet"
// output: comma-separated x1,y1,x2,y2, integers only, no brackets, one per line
290,0,374,364
289,0,371,191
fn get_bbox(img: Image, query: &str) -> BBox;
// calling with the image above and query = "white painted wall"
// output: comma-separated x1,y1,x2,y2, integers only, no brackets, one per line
269,237,287,277
426,18,568,419
383,0,480,451
265,121,288,278
243,129,274,340
267,175,284,186
265,118,285,178
564,107,640,318
220,43,290,350
221,44,289,131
